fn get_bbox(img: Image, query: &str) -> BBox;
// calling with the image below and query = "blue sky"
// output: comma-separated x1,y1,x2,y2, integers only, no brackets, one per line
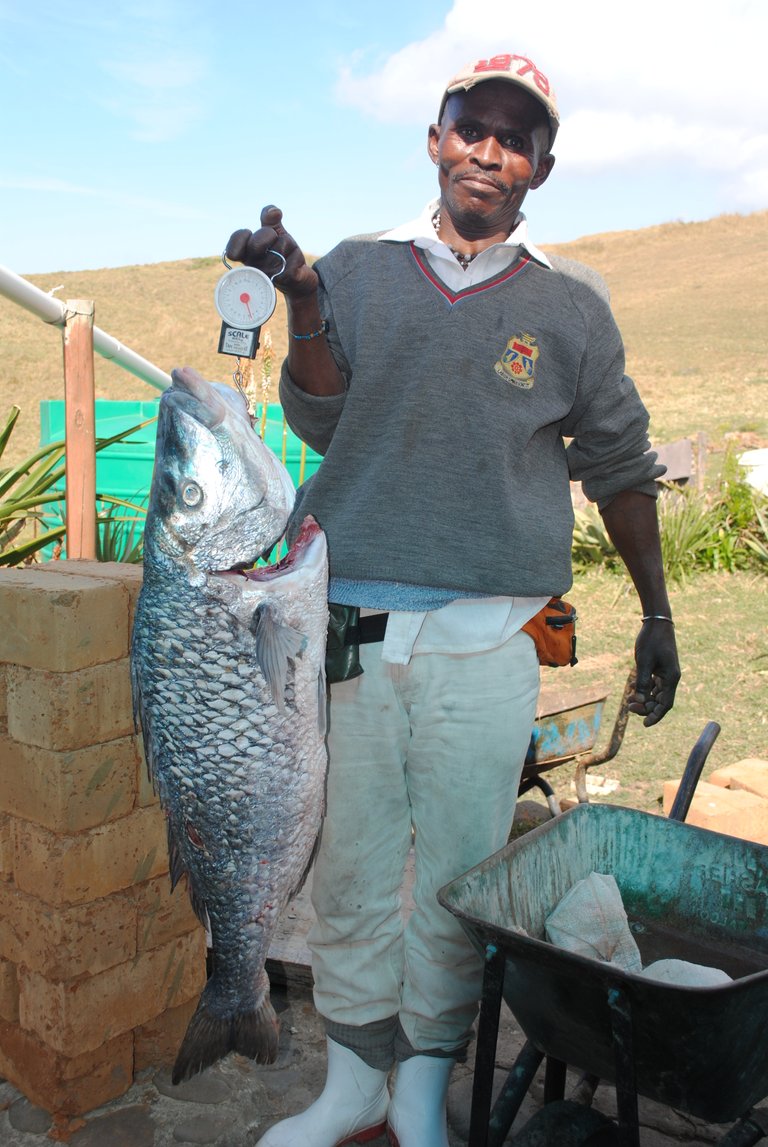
2,0,766,275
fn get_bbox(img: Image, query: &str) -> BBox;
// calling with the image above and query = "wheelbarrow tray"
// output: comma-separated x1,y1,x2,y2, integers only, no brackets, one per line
439,803,768,1124
523,683,607,775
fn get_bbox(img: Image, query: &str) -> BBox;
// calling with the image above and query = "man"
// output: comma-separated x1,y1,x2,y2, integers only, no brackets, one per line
227,52,680,1147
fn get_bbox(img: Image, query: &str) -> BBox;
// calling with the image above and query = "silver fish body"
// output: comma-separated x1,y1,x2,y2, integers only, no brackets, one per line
131,367,328,1082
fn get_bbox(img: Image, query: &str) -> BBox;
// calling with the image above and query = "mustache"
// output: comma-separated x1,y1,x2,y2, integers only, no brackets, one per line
451,171,511,194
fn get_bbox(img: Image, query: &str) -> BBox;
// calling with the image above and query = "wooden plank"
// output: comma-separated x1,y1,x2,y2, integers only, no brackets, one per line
536,682,608,719
62,299,97,559
655,437,693,483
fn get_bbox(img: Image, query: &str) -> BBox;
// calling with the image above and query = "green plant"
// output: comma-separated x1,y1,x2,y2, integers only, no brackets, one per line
571,474,768,585
657,485,724,583
718,446,759,533
1,406,68,565
0,405,155,567
743,499,768,566
96,498,146,563
571,505,619,573
44,493,149,563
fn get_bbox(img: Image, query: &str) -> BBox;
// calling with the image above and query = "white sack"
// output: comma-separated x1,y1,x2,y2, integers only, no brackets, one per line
545,872,643,973
639,959,732,987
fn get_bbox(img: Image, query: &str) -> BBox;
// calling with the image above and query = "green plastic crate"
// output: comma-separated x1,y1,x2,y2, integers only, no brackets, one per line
39,399,160,507
253,403,323,487
37,399,322,557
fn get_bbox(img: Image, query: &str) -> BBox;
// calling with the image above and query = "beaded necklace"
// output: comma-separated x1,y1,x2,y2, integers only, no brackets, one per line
432,210,478,271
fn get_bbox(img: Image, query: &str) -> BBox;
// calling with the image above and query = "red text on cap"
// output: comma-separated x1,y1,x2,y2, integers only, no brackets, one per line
473,54,551,96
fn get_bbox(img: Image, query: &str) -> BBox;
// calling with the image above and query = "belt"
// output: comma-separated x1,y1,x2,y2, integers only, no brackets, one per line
345,612,389,645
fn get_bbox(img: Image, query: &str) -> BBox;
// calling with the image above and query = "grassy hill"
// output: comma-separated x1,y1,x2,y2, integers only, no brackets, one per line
1,212,766,809
552,212,768,451
2,210,767,469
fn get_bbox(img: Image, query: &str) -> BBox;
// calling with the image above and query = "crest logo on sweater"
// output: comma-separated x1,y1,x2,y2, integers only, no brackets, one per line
494,333,539,390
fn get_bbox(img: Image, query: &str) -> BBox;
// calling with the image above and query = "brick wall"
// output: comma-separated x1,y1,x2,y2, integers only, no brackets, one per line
0,562,206,1116
664,758,768,844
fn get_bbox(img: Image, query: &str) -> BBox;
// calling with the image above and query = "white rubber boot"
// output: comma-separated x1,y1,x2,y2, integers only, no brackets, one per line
257,1037,390,1147
386,1055,454,1147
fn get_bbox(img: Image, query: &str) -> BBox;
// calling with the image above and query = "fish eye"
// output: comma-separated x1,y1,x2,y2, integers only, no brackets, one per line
180,480,203,507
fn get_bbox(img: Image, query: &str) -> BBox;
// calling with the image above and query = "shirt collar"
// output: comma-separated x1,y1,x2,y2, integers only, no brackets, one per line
378,199,552,270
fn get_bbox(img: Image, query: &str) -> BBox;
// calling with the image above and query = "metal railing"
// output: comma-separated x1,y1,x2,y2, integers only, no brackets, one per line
0,264,171,392
1,263,171,558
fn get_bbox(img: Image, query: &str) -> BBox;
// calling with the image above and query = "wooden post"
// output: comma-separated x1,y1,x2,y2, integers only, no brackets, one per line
63,300,97,560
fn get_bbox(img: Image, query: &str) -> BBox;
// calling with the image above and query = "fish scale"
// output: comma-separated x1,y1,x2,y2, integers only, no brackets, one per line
131,365,328,1083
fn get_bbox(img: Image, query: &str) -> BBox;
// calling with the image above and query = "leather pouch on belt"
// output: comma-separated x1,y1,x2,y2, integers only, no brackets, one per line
325,603,364,684
521,597,578,667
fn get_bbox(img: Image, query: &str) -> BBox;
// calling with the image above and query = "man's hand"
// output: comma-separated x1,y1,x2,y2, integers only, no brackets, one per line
225,205,318,301
600,490,680,726
629,618,680,726
226,205,344,397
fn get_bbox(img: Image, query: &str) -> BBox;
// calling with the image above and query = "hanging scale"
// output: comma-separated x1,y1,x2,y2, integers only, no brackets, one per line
214,250,286,363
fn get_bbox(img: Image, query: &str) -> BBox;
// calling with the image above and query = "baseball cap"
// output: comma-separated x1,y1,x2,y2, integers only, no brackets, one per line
438,53,559,144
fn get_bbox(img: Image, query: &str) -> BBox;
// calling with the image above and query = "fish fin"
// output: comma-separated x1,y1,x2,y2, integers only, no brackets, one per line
317,667,328,737
290,826,323,900
129,649,142,735
250,604,306,711
166,816,209,924
172,980,279,1083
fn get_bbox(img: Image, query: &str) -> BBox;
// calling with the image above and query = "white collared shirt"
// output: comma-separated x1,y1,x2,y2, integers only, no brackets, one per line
378,199,552,290
363,202,550,664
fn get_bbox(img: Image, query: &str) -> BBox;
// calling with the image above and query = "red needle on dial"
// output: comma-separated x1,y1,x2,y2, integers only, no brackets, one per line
239,291,253,318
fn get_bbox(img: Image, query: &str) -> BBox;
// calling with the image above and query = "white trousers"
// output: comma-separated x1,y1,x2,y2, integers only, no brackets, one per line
308,629,540,1055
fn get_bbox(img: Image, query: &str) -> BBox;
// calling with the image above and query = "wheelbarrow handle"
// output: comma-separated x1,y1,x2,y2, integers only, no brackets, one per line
667,720,721,823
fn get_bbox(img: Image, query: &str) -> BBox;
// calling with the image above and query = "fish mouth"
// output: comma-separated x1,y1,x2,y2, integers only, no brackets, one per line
216,516,324,582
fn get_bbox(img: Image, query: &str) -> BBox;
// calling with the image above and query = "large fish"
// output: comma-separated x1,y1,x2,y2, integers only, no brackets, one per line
131,366,328,1083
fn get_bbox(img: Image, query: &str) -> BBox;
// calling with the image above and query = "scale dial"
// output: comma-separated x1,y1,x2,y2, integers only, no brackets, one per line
214,266,276,329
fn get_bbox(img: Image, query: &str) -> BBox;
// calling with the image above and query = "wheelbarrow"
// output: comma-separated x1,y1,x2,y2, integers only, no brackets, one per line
521,669,635,816
439,723,768,1146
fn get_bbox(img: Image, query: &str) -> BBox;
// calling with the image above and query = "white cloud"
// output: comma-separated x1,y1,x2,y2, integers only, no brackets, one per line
724,144,768,212
100,51,208,142
556,114,765,173
334,0,768,212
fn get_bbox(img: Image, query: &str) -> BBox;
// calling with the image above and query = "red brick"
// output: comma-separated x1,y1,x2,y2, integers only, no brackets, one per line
134,874,205,952
709,759,768,801
0,734,138,832
663,779,768,845
6,660,135,751
0,567,130,671
0,1020,133,1115
19,929,207,1055
0,956,19,1022
13,806,169,906
0,884,137,979
134,997,198,1072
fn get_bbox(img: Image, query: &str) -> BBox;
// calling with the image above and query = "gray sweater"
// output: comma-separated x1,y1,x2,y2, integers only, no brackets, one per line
280,235,663,599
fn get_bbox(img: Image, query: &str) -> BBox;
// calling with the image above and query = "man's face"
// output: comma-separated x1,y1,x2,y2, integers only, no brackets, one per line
428,81,555,235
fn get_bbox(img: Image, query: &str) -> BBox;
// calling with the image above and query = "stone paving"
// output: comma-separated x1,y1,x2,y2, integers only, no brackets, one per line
1,978,756,1146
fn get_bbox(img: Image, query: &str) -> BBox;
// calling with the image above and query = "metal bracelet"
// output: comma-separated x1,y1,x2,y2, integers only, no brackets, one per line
641,614,675,624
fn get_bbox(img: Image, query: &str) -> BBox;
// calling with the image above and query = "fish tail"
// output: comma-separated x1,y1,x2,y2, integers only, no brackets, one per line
171,982,279,1084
